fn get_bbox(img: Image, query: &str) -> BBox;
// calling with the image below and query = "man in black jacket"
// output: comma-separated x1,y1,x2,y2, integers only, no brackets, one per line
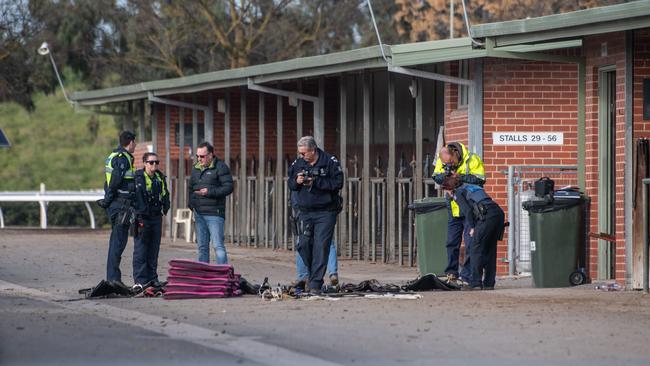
133,152,170,287
288,136,343,294
188,142,233,264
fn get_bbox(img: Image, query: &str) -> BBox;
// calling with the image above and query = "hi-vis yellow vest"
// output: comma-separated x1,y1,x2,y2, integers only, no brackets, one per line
104,151,135,186
433,143,485,217
144,171,168,200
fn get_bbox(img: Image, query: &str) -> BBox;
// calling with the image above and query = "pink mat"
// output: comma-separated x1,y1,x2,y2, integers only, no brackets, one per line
168,259,233,273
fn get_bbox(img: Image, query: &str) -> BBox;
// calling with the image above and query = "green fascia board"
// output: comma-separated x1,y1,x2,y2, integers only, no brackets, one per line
72,45,389,105
391,38,486,66
472,0,650,39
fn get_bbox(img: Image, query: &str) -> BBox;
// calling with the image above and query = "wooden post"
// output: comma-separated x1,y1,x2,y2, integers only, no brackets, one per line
257,93,265,248
240,88,247,245
387,72,396,263
276,95,284,249
362,72,371,260
415,78,423,200
339,75,348,258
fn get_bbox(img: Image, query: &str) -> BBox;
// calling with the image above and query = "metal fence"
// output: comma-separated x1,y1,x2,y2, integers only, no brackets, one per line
167,157,445,267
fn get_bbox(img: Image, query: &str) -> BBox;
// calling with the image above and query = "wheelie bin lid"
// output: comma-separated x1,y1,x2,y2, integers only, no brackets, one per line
522,196,582,213
407,197,447,214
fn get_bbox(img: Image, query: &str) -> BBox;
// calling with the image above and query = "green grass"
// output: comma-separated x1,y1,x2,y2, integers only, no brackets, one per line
0,82,119,191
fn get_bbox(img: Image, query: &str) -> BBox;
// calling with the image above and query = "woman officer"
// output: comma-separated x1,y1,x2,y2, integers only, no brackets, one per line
441,174,504,290
132,152,170,288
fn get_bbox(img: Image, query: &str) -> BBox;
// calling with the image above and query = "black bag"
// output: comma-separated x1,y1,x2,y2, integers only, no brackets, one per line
534,177,554,198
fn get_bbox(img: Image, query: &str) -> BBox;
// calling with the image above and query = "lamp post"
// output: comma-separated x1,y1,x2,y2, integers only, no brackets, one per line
38,42,73,106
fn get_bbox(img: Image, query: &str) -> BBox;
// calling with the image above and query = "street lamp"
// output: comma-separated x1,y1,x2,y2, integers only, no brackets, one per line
38,42,73,106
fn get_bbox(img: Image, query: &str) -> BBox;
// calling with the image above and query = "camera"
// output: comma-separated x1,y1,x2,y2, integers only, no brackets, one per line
300,167,320,179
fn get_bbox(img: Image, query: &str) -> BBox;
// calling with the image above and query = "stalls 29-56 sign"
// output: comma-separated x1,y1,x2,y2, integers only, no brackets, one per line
492,132,563,146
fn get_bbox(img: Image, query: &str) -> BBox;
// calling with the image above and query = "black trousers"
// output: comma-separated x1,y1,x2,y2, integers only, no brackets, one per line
469,203,505,288
297,210,338,290
106,202,131,282
133,216,162,285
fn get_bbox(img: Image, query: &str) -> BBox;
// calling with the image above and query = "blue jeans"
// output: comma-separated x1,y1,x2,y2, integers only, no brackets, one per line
296,239,338,280
194,211,227,264
444,212,472,280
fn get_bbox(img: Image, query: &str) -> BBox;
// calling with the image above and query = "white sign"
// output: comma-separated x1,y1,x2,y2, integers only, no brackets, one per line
530,241,536,252
492,132,564,145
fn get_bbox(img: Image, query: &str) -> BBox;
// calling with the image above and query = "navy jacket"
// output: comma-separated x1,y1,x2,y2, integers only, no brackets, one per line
134,169,170,218
288,148,344,211
453,184,492,228
188,158,233,217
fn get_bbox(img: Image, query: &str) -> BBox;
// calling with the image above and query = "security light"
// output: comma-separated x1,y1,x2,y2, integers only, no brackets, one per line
38,41,73,106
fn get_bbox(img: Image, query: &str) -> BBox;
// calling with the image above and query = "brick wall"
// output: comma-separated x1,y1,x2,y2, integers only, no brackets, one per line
446,58,580,275
152,78,340,177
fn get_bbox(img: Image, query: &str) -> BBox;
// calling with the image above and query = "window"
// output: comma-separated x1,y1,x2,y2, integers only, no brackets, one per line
175,123,204,147
458,60,469,108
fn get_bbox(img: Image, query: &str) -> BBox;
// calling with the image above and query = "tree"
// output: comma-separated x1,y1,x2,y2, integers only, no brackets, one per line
391,0,629,42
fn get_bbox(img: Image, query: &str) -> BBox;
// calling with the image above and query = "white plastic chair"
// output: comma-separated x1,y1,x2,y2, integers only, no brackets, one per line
173,209,193,242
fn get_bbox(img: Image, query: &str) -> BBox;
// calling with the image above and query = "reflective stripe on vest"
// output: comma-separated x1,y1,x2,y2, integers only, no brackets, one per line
105,151,135,185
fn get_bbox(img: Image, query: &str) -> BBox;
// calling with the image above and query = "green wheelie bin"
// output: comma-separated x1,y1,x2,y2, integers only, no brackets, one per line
523,196,585,288
408,197,448,276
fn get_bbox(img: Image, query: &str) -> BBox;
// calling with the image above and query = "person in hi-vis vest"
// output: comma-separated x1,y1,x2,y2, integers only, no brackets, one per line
432,142,485,283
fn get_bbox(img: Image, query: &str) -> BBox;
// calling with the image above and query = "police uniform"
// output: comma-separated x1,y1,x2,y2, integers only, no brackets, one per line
453,184,504,289
133,169,169,286
288,148,343,292
103,146,136,283
433,142,485,280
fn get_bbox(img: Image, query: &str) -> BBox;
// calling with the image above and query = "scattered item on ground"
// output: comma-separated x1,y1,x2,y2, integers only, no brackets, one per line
163,259,242,300
402,273,460,291
594,283,623,292
79,280,134,298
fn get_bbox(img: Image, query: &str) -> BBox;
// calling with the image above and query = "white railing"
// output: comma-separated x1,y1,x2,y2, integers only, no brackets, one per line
0,183,104,229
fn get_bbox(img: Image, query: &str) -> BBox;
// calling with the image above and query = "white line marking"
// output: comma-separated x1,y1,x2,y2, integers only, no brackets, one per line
0,280,342,366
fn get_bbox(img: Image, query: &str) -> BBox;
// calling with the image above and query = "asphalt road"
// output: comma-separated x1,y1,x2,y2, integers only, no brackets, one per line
1,229,649,366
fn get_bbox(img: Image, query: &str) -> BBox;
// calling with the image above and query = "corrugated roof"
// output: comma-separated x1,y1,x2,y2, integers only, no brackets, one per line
472,0,650,46
72,45,390,105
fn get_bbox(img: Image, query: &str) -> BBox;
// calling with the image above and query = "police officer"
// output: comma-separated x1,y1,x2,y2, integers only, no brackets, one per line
133,152,170,287
99,131,136,287
433,142,485,284
288,136,343,295
441,174,504,290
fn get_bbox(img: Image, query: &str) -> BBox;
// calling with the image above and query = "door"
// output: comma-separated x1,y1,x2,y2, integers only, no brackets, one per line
597,67,616,280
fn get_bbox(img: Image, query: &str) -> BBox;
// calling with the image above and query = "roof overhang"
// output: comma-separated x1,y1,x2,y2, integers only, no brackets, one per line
472,0,650,47
72,46,390,106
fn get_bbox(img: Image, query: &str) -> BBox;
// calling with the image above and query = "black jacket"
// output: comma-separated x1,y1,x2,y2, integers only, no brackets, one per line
188,158,233,217
288,148,344,211
134,169,170,218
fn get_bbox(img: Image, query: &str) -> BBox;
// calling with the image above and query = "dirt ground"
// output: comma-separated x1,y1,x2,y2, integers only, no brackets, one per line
1,229,649,366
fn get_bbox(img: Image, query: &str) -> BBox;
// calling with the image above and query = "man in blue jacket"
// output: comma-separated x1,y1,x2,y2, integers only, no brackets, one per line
288,136,343,295
188,142,233,264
